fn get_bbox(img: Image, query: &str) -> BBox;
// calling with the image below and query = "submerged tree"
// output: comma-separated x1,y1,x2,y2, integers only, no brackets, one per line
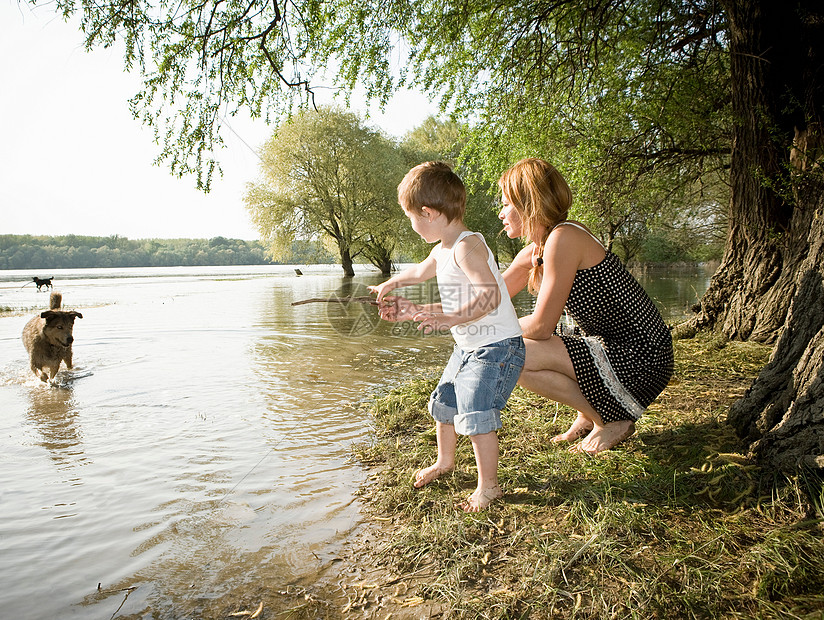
245,107,405,276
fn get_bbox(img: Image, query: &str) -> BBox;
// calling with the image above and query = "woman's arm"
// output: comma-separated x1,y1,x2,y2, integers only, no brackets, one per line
519,228,583,340
501,244,533,298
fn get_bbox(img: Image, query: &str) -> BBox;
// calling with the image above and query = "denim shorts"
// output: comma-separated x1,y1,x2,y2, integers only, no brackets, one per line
428,336,525,436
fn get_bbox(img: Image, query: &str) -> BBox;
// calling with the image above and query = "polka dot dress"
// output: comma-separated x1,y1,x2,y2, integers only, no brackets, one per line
558,251,674,423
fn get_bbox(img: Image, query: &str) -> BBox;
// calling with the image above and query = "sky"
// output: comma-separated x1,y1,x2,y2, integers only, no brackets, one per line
0,2,438,240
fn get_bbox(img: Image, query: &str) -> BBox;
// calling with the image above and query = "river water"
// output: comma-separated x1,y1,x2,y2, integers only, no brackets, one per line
0,263,711,618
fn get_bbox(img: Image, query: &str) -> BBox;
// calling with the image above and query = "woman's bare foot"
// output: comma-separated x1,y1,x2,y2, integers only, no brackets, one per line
551,412,594,443
569,420,636,455
413,463,453,488
458,485,503,512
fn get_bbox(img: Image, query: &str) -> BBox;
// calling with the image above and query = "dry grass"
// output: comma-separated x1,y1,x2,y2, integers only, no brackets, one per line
347,332,824,619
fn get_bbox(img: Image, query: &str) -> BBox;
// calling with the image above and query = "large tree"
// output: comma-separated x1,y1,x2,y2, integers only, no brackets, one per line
718,0,824,471
245,107,406,276
36,0,824,470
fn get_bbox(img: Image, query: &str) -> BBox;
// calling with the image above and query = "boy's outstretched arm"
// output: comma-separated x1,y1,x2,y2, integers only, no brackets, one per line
368,249,438,302
414,235,501,333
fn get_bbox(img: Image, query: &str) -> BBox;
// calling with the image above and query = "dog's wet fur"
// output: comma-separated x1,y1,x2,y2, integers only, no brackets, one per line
22,292,83,382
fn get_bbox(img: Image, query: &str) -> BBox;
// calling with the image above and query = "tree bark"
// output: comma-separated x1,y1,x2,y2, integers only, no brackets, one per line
371,249,393,277
377,257,392,277
728,182,824,471
689,0,821,344
696,0,824,471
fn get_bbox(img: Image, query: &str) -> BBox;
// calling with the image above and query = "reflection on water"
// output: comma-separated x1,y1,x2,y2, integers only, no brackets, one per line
25,384,87,470
0,263,710,618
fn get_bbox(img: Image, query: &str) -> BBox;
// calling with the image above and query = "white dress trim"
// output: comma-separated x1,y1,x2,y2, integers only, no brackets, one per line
582,336,645,420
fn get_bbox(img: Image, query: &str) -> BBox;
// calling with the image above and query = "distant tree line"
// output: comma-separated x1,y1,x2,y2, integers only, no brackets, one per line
0,235,336,270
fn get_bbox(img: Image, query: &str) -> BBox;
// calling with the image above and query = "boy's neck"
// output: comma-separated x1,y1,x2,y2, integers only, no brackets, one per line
437,219,470,249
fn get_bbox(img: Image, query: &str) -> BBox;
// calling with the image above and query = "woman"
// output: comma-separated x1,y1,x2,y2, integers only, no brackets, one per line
498,158,673,453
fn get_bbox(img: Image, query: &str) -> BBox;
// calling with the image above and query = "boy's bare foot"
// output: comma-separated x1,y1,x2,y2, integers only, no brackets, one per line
413,464,454,488
458,485,503,512
550,413,594,443
569,420,636,455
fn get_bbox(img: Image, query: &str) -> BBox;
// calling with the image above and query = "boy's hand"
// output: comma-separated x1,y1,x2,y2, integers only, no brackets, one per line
376,296,419,322
368,282,395,302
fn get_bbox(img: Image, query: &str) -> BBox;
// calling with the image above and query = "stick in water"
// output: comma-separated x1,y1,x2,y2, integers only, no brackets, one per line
291,296,378,306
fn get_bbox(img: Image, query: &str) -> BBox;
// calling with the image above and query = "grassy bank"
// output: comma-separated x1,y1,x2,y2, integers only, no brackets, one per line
347,332,824,619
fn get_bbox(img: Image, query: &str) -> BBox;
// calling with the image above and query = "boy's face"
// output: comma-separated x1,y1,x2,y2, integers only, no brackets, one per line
498,196,523,238
402,204,440,243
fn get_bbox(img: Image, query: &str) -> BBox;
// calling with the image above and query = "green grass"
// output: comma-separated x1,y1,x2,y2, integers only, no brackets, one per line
350,332,824,619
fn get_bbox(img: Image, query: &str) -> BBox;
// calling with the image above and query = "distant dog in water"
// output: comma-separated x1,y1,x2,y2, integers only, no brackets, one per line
22,292,83,382
32,277,54,291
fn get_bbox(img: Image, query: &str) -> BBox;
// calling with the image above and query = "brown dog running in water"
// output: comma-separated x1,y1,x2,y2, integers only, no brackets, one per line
22,292,83,382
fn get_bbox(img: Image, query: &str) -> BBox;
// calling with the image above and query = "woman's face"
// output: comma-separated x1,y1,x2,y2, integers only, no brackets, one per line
498,195,523,238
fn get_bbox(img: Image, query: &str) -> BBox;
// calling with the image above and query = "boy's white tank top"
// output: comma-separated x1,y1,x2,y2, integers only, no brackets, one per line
435,231,522,351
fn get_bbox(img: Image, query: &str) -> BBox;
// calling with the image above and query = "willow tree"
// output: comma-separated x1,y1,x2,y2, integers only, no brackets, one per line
41,0,333,192
716,0,824,471
245,107,406,276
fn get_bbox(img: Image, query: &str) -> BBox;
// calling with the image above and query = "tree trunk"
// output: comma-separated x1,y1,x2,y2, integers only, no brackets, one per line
728,181,824,471
697,0,824,470
689,0,820,344
376,257,392,277
370,247,393,277
340,246,355,277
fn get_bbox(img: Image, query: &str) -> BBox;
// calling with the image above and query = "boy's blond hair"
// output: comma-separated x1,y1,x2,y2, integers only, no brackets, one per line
398,161,466,222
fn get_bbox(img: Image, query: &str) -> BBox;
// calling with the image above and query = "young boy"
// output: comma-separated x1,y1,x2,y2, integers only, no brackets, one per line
370,161,525,511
